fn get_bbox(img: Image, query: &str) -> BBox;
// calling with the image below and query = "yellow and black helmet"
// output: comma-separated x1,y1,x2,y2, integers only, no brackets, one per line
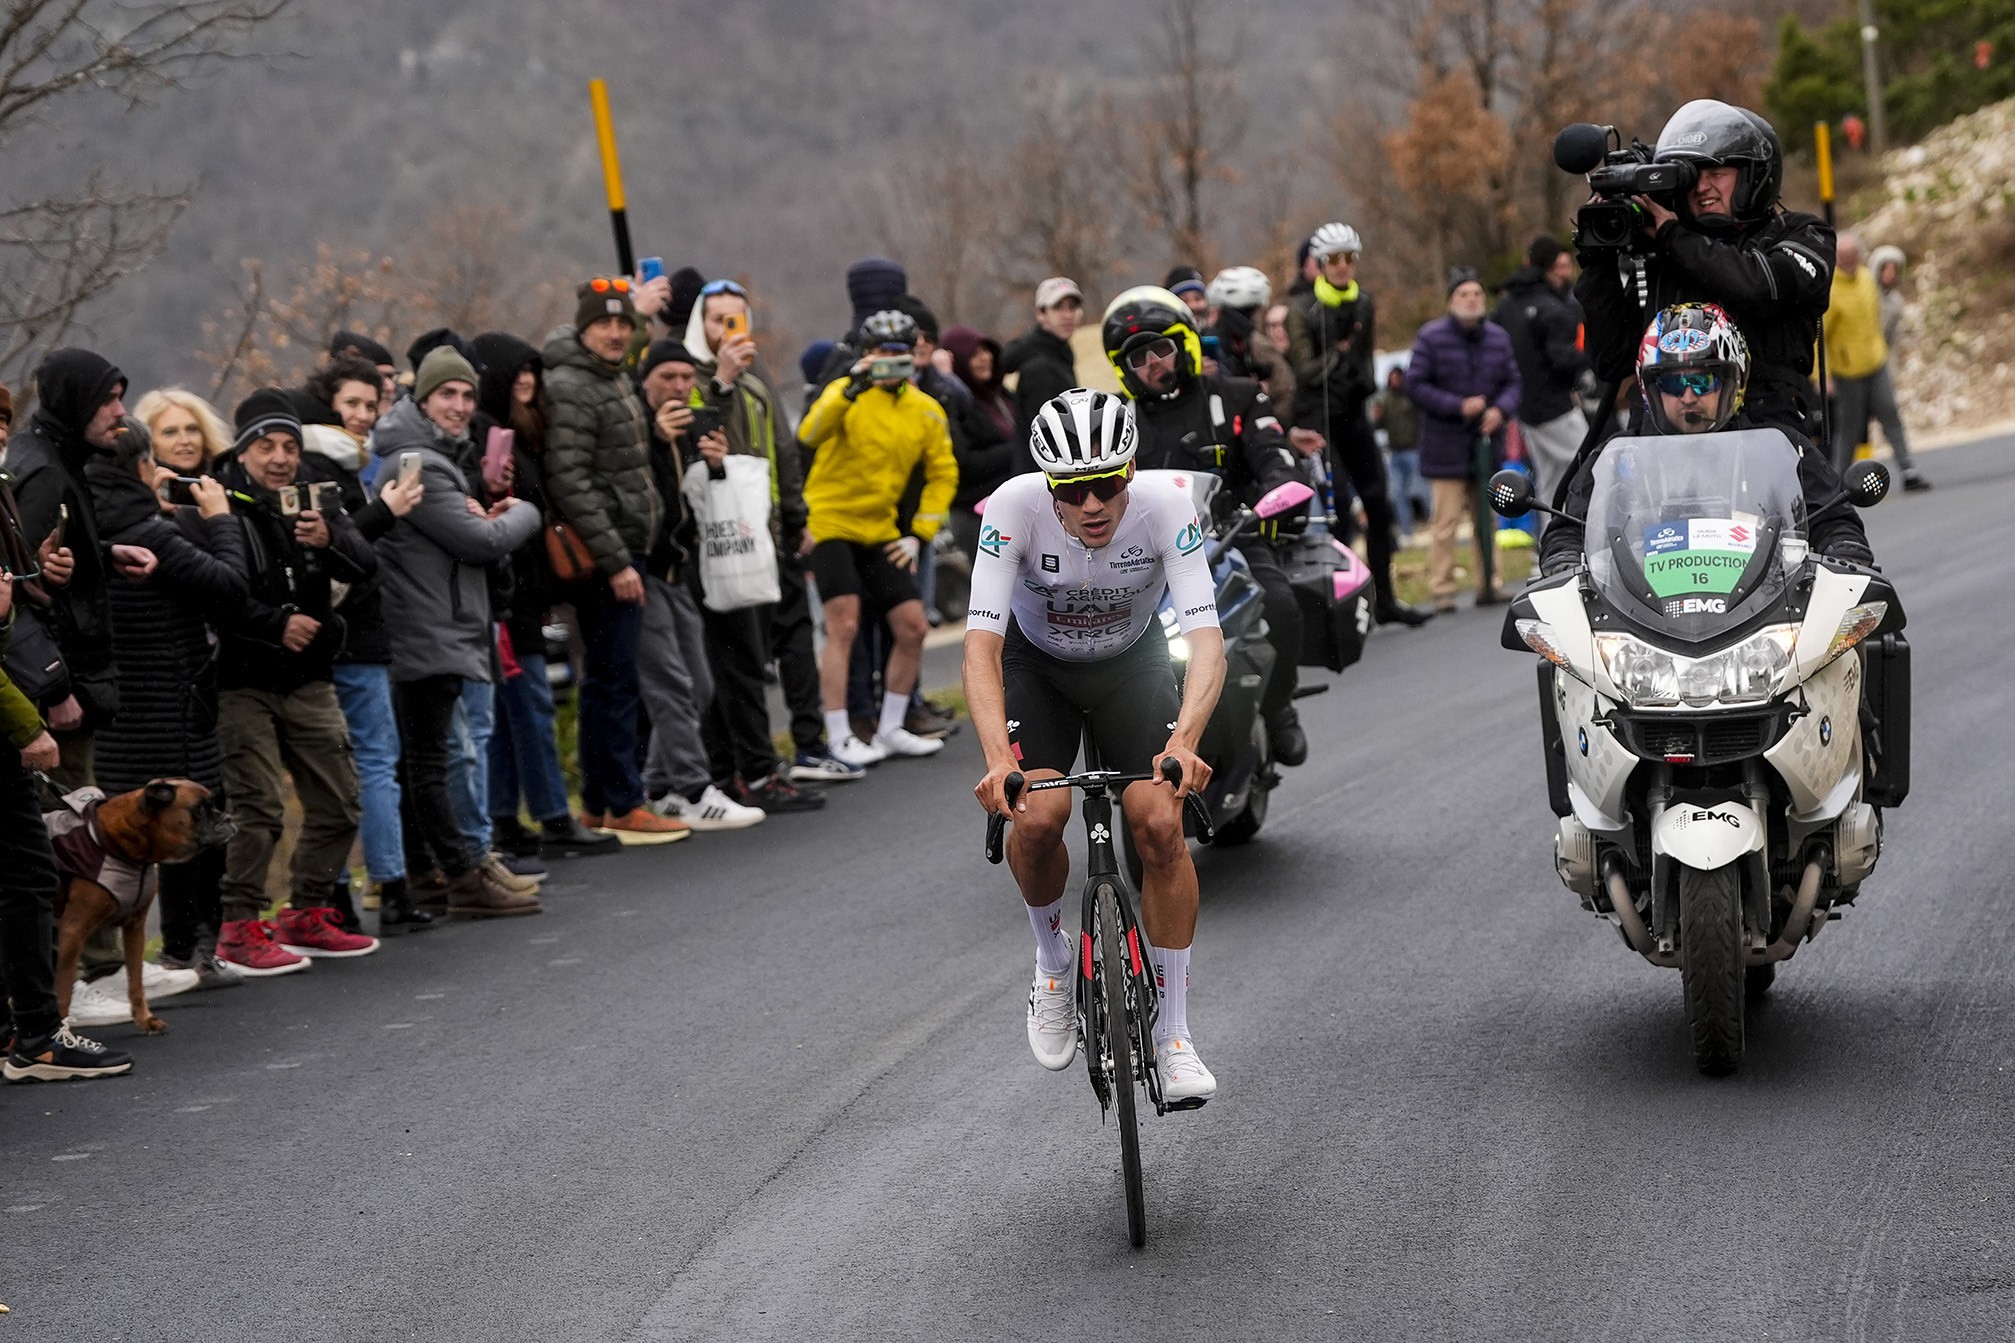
1101,285,1202,400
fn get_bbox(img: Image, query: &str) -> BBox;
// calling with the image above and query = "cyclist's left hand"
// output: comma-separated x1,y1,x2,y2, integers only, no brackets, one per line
1154,743,1210,799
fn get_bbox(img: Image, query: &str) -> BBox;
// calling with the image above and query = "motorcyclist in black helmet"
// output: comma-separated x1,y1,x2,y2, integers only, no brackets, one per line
1103,285,1315,767
1576,100,1835,446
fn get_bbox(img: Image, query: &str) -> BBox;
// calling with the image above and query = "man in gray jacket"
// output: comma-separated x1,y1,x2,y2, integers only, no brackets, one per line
374,348,545,916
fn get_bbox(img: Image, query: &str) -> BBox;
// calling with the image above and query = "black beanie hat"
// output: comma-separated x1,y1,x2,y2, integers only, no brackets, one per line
891,294,940,343
1527,235,1566,272
1295,237,1315,270
407,326,478,374
846,257,908,326
331,329,394,368
639,339,698,383
666,266,705,332
233,387,304,453
1446,265,1483,298
1164,266,1207,298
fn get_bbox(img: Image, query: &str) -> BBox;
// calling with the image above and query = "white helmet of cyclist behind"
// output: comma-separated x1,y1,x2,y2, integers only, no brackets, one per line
1206,266,1272,313
1309,222,1363,262
1029,387,1137,479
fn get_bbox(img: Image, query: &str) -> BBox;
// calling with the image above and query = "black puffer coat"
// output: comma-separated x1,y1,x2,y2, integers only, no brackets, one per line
84,458,249,792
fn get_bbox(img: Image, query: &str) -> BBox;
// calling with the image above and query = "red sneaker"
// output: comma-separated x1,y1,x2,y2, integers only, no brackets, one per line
216,919,311,977
275,906,381,959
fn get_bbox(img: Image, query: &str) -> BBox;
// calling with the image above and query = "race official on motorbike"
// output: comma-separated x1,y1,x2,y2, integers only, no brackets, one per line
1103,285,1314,767
1577,100,1834,442
1540,303,1873,575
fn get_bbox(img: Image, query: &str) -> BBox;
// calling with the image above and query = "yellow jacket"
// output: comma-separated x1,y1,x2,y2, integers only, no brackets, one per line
800,377,958,544
1823,266,1888,380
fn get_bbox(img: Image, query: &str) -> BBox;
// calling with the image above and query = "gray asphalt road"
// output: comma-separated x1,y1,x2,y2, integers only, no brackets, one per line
6,437,2012,1342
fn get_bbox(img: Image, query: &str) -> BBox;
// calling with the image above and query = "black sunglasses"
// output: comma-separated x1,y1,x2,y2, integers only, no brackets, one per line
1046,470,1130,506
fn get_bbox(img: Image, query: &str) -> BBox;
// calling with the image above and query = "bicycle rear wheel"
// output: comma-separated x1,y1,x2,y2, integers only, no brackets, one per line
1098,879,1146,1248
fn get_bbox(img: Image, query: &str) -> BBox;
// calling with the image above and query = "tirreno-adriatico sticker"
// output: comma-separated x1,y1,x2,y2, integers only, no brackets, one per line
1642,517,1756,598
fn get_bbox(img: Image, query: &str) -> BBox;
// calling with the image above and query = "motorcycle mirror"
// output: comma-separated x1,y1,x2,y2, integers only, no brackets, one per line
1844,459,1890,508
1255,480,1316,520
1488,469,1537,518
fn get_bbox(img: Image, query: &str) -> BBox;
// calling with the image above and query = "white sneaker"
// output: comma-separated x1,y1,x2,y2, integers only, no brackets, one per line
88,962,201,1002
874,726,945,758
1155,1037,1217,1107
1026,963,1078,1070
653,784,766,831
829,734,888,769
67,978,134,1028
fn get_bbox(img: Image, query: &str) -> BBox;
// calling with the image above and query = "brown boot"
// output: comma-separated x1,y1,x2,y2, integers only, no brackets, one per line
445,867,542,918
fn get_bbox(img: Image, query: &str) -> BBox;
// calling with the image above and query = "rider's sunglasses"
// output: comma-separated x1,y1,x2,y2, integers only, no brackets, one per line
1046,465,1131,506
588,276,631,294
1653,371,1721,397
1123,337,1179,371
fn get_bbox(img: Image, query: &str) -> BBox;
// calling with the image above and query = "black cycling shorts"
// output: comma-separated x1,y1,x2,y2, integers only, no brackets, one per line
1003,619,1181,775
809,539,920,615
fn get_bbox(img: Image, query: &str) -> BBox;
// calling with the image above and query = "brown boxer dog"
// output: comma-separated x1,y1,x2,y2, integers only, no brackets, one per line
47,780,237,1035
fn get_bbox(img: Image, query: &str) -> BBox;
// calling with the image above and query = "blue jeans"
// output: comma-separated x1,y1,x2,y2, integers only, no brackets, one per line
331,662,405,883
573,575,647,816
450,678,495,859
490,653,572,824
1386,449,1429,531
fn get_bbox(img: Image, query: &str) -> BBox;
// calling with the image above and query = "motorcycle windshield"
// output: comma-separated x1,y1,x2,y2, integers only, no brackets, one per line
1583,428,1807,642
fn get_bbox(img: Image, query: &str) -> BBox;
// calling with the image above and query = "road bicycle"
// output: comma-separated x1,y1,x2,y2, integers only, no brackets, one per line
986,724,1215,1247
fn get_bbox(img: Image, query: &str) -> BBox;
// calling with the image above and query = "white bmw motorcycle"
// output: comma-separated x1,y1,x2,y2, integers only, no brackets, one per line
1491,428,1908,1076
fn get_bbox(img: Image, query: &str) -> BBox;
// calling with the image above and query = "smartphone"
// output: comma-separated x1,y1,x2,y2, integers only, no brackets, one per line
720,310,749,343
868,354,915,383
1200,334,1221,359
398,451,422,488
279,485,302,516
54,504,69,547
639,257,664,283
308,481,345,515
163,475,204,507
685,407,724,442
484,426,516,484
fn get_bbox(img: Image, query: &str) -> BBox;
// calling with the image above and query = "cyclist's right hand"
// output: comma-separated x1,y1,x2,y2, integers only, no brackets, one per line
974,761,1024,818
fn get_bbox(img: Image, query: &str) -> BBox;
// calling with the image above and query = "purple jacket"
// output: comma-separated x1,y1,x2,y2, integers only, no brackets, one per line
1404,315,1522,479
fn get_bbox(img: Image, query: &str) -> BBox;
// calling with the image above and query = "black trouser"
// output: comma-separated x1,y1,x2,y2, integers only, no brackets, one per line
0,753,61,1049
701,600,782,785
1237,540,1302,721
1326,411,1400,605
770,557,824,756
159,846,225,963
394,674,477,879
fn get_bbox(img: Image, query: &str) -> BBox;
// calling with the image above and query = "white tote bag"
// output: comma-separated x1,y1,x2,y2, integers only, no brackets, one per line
682,455,781,611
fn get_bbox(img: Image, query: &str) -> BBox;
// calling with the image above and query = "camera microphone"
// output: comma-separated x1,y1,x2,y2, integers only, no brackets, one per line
1554,123,1613,174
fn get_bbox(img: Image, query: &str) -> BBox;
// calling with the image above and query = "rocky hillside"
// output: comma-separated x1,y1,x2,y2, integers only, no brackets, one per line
1856,97,2015,440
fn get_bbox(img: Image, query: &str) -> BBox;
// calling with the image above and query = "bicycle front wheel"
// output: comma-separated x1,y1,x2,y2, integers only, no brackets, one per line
1098,879,1146,1248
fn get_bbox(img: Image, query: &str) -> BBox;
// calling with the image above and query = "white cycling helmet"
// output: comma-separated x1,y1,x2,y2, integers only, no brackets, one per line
1029,388,1137,478
1309,222,1363,262
1207,265,1272,312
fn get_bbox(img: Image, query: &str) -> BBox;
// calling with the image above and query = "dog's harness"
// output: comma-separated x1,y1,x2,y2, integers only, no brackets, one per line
43,788,156,920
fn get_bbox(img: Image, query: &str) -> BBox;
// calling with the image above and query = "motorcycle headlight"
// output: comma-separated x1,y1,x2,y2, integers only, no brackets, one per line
1824,602,1887,661
1594,625,1796,709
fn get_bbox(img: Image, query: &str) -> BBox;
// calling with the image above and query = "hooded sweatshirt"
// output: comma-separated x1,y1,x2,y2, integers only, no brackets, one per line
680,300,809,544
370,397,540,683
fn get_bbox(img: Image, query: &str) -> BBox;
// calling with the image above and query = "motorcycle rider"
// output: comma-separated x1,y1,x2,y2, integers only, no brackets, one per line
1284,223,1432,627
1576,100,1834,445
964,388,1226,1105
1102,285,1314,767
1540,303,1873,575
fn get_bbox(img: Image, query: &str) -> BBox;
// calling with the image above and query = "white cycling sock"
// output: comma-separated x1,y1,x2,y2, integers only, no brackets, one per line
876,690,909,738
825,709,854,745
1028,897,1072,975
1151,946,1191,1048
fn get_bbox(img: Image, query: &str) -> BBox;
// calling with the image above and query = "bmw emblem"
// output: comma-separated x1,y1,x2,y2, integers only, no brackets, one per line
1577,728,1589,757
1819,716,1833,746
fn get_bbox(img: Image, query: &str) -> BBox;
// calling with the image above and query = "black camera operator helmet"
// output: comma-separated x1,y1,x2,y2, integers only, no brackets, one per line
1101,285,1203,400
1654,99,1784,229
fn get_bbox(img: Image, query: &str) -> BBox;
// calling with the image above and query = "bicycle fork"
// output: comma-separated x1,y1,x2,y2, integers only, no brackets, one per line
1076,786,1167,1117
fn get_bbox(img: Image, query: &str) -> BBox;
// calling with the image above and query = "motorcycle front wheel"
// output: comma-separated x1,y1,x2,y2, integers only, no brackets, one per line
1678,864,1746,1076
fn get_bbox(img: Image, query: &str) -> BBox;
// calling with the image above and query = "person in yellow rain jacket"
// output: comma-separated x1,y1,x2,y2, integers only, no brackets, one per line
798,308,959,768
1822,232,1928,489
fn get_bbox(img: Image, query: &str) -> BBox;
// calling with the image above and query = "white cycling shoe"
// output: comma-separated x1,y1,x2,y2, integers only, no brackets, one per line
1155,1037,1217,1108
1026,963,1079,1071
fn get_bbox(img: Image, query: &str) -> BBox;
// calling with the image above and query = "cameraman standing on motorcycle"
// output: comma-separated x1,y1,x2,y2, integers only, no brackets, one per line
1102,286,1315,767
1577,100,1834,443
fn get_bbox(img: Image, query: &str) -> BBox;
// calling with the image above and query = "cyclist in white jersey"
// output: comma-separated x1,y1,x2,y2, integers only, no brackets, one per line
964,388,1228,1104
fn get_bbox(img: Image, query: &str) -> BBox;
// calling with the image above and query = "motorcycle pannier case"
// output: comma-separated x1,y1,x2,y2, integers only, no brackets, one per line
1290,538,1374,673
1862,633,1910,808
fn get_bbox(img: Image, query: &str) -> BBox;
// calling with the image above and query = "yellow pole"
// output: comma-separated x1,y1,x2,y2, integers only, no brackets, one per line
1814,121,1836,223
589,79,635,275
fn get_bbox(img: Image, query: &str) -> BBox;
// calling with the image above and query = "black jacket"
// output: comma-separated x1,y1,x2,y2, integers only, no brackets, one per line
84,458,248,792
1494,268,1588,425
1285,286,1378,433
297,437,399,665
1130,373,1302,522
999,327,1078,475
1538,415,1874,575
1577,210,1834,432
209,455,378,693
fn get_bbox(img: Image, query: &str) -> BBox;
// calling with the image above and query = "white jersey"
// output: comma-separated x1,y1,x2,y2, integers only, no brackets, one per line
965,472,1221,660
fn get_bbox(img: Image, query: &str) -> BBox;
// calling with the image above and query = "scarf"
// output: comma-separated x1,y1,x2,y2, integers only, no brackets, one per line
1314,275,1360,309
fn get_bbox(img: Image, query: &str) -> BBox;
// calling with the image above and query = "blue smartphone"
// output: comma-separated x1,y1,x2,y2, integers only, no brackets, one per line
1200,334,1221,358
639,257,664,283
